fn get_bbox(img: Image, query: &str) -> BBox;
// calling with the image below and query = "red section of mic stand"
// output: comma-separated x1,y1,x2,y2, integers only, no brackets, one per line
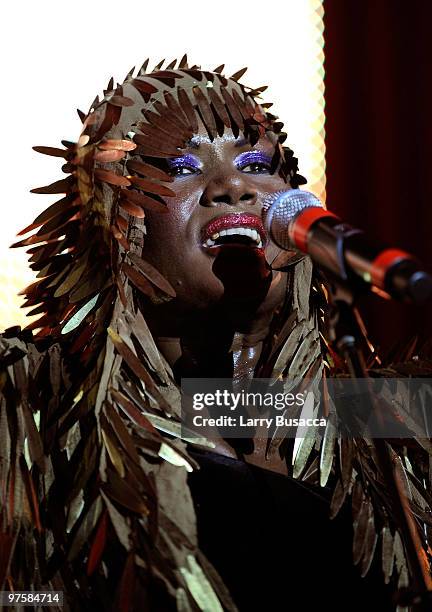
290,208,338,252
370,248,414,289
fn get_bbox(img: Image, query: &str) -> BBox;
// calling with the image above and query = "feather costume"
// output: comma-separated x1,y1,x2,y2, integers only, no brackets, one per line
1,56,431,611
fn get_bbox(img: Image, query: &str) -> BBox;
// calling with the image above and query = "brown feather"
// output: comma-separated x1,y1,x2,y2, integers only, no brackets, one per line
121,190,168,213
98,139,137,151
163,91,193,130
111,226,130,252
92,103,122,141
69,270,108,303
142,108,189,139
116,215,128,232
152,99,190,131
94,149,126,163
32,145,68,158
382,526,395,584
119,199,146,218
230,67,248,81
177,89,199,134
110,388,159,436
339,437,354,490
121,263,157,299
19,457,42,532
30,176,75,195
136,124,186,149
104,402,141,464
220,88,244,130
94,169,131,187
130,78,158,98
107,328,171,412
127,175,176,197
360,515,378,577
36,206,80,236
353,498,371,565
208,88,231,128
17,194,79,236
138,58,149,75
53,257,88,297
330,478,347,519
126,159,173,183
232,89,254,120
87,510,108,576
124,66,135,80
192,87,217,139
103,468,149,515
108,95,135,107
133,138,182,158
117,552,136,612
128,252,176,297
70,321,97,354
178,54,188,69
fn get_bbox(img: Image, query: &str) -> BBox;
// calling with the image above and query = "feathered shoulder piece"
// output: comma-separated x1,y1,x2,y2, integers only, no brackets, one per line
289,318,432,608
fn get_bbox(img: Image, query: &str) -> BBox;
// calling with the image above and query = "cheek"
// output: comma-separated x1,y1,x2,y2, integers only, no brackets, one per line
259,175,290,194
145,196,192,242
142,194,199,273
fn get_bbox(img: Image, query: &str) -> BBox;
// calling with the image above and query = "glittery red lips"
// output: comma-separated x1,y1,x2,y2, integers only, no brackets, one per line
201,213,267,243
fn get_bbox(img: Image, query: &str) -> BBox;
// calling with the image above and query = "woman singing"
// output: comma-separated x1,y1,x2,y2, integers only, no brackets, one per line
1,55,430,611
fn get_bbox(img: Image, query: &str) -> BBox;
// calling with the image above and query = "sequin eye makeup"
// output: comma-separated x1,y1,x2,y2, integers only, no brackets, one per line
234,151,272,173
166,150,272,177
167,154,202,176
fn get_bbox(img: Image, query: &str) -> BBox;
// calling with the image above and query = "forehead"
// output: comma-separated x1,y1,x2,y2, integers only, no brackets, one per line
184,118,278,152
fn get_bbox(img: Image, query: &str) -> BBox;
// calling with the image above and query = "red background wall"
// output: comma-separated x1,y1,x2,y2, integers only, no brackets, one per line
324,0,432,355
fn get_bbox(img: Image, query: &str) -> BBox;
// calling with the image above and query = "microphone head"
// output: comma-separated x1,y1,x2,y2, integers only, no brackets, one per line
262,189,323,220
262,189,324,250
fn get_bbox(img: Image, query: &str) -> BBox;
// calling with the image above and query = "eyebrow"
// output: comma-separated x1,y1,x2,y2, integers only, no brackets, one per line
187,135,250,148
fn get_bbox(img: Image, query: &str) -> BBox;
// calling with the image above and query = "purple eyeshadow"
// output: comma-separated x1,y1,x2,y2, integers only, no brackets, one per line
234,151,272,168
166,154,201,170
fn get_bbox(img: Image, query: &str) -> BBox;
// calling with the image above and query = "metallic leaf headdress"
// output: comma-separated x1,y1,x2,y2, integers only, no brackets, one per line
14,55,306,357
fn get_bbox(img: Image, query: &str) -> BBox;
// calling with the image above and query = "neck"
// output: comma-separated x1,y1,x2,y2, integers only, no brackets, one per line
144,295,283,383
142,276,294,472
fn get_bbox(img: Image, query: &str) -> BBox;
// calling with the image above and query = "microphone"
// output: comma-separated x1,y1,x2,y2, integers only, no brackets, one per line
262,189,432,304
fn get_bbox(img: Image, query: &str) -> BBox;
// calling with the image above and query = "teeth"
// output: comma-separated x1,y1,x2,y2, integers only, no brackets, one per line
204,226,263,247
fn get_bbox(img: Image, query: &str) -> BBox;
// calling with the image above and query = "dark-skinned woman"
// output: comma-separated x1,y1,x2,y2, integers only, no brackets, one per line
1,56,430,611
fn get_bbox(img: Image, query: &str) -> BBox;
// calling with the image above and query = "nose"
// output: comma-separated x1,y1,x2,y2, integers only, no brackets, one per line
200,175,258,207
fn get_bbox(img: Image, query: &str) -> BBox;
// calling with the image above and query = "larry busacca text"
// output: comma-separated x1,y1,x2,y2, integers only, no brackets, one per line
189,389,327,431
180,379,328,438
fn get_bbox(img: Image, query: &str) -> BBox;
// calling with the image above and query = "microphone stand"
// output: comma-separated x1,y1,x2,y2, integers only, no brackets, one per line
325,278,432,611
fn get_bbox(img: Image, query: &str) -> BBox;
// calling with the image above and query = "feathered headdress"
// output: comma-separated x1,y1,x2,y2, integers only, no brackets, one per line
13,54,306,352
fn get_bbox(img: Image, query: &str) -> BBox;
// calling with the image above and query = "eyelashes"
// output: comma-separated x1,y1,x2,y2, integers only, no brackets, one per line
166,150,273,177
166,154,201,176
234,151,272,173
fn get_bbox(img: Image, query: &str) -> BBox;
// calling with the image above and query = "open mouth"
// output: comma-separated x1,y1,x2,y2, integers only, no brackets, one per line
201,213,266,250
